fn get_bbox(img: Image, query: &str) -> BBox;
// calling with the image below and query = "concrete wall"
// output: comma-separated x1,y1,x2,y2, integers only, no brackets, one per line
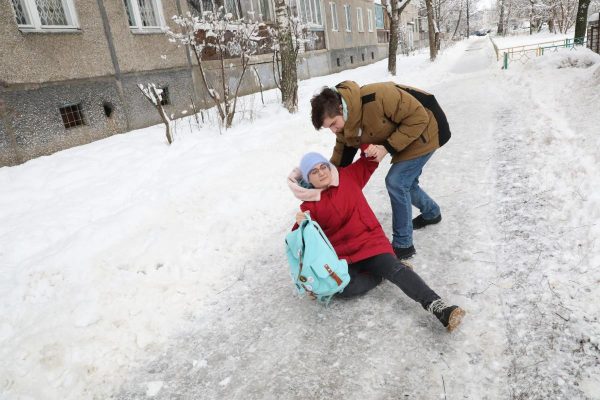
104,0,189,74
323,0,379,50
0,78,127,165
0,0,114,84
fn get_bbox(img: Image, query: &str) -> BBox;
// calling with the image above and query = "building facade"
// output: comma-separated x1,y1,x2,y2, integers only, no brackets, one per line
0,0,416,166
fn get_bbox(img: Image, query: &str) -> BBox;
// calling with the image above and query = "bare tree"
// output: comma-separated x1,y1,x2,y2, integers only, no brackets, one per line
466,0,470,37
451,0,463,40
498,0,506,34
270,1,313,113
553,0,578,32
138,84,173,145
385,0,412,75
574,0,591,41
425,0,438,60
167,9,262,128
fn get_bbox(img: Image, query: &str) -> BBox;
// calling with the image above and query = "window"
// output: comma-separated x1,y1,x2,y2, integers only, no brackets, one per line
293,0,322,26
190,1,239,17
242,0,272,22
367,9,373,32
224,0,242,18
356,7,364,32
374,4,384,29
329,3,338,31
10,0,79,31
124,0,166,31
237,0,268,21
344,4,351,32
59,103,86,129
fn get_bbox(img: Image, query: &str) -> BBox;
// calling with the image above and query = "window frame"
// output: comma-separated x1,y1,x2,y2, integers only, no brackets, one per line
367,8,373,32
294,0,323,28
356,7,364,32
374,4,385,29
329,2,338,32
11,0,80,32
125,0,167,33
344,4,351,32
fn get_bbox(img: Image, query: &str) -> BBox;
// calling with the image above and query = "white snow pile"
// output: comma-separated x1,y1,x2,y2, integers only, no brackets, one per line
525,47,600,69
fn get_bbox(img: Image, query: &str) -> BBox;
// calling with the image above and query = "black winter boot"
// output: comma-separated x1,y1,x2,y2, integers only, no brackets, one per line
427,299,466,332
393,245,416,260
412,214,442,230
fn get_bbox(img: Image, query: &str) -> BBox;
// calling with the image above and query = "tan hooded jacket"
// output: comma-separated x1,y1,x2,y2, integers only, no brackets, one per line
331,81,441,166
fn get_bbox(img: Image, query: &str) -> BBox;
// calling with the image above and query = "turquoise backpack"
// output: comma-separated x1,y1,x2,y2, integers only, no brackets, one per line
285,213,350,304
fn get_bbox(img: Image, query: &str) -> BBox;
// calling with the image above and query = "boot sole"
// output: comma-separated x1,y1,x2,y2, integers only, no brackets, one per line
446,307,466,332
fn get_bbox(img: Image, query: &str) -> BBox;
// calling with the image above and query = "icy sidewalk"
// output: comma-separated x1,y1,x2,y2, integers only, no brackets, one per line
112,41,502,399
113,42,600,400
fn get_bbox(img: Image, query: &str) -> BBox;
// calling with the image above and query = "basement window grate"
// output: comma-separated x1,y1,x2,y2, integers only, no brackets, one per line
59,103,86,129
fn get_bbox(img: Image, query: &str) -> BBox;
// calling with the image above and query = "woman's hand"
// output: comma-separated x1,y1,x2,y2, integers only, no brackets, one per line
295,211,308,225
364,144,388,162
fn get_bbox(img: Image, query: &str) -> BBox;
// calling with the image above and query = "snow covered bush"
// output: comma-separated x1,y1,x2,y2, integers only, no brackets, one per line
167,8,263,128
137,83,173,144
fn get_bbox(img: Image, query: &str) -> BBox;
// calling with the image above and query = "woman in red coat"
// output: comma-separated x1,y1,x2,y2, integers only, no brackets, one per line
288,147,465,332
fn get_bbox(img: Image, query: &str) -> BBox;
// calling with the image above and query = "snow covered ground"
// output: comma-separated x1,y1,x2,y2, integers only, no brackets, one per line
492,31,573,49
1,34,599,400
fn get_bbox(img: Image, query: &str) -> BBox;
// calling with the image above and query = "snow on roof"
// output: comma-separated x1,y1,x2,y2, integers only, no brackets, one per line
589,12,599,22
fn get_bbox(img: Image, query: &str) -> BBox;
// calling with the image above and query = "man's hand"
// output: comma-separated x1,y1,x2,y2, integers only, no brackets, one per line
364,144,388,162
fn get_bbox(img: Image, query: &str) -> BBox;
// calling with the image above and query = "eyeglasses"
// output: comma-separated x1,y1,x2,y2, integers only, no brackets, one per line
309,163,330,177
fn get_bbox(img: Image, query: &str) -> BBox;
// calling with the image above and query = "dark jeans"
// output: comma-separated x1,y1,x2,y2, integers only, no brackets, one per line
385,151,440,249
338,253,440,309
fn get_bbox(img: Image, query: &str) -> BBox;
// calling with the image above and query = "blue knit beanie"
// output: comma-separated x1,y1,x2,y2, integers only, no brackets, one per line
300,152,330,182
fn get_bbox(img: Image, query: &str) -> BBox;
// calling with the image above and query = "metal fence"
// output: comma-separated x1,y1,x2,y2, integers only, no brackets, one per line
497,38,587,69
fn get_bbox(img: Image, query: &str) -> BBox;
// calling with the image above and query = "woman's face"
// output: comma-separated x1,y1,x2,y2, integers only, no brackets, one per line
307,163,332,189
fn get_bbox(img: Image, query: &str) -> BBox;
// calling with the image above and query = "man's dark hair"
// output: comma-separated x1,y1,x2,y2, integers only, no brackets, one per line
310,87,342,130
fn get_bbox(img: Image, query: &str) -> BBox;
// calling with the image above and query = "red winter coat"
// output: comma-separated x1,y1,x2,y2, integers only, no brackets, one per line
294,155,394,264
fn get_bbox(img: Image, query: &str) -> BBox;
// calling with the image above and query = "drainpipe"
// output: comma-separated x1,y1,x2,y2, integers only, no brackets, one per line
96,0,131,131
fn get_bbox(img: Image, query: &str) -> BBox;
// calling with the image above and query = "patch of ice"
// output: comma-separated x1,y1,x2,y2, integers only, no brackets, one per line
145,381,163,397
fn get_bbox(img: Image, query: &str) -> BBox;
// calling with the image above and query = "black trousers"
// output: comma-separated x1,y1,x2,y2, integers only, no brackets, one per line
338,253,440,309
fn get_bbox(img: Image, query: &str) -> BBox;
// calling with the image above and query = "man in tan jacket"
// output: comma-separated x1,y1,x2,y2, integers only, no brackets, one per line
310,81,451,259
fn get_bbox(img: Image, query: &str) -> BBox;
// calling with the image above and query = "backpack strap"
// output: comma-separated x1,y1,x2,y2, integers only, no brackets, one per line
304,212,338,254
324,264,343,285
301,213,344,287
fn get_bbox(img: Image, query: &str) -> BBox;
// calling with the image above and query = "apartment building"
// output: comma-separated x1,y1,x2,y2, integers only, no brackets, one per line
0,0,398,166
